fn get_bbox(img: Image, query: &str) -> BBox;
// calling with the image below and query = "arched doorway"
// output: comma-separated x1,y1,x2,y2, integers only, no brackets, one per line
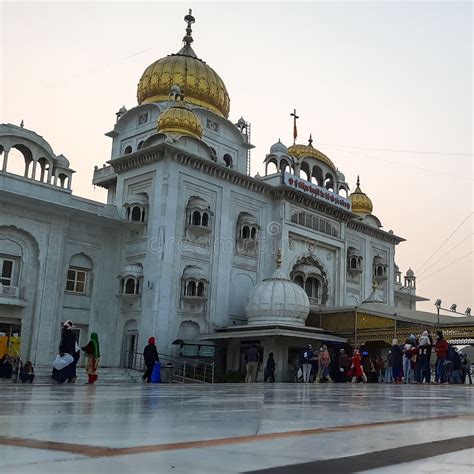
121,319,138,368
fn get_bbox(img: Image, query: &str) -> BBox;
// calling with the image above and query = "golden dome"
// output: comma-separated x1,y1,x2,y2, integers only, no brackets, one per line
288,142,336,172
137,11,230,118
349,176,373,215
157,93,203,140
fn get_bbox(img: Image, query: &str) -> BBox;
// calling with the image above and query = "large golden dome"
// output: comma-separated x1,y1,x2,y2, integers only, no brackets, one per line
349,176,373,215
137,11,230,118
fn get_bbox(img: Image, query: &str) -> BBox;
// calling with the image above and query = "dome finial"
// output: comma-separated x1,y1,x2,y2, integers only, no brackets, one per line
308,134,313,147
276,248,282,269
183,8,195,47
356,175,360,187
177,9,198,58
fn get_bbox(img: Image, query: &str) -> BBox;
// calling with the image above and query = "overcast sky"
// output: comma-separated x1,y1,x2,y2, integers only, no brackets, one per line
1,1,472,314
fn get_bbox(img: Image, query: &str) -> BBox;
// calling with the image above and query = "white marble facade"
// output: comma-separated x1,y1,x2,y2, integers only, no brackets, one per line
0,13,423,368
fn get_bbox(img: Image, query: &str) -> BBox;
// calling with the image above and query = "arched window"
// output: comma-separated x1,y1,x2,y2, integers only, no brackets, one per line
197,281,205,297
377,266,383,277
202,212,209,227
131,206,141,222
350,257,357,269
137,141,144,150
192,211,201,226
251,227,257,239
124,145,133,155
186,280,197,296
125,278,136,294
304,277,319,299
293,275,304,288
223,154,233,168
242,226,250,239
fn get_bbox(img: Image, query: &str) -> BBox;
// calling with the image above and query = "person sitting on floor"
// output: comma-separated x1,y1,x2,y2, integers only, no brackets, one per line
20,361,35,383
0,354,13,379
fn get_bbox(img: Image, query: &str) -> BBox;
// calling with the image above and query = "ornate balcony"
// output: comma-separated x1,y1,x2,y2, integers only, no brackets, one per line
0,284,27,307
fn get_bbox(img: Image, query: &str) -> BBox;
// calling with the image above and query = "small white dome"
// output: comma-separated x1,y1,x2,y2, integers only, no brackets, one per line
270,140,288,155
121,264,143,277
183,265,207,280
245,268,309,326
406,268,415,277
55,154,70,168
336,169,346,182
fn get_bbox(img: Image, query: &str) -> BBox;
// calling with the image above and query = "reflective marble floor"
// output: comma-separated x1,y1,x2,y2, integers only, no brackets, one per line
0,382,473,473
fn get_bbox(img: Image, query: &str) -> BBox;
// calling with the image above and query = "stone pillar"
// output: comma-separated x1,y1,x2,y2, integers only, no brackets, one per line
47,162,53,184
1,150,9,171
31,160,37,180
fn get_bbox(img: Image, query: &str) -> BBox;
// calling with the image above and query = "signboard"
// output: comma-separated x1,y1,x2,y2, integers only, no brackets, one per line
283,173,351,211
181,344,199,357
198,345,216,358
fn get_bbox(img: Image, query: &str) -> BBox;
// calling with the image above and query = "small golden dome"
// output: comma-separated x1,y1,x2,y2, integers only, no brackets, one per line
157,95,203,140
137,11,230,118
349,176,373,215
288,141,336,172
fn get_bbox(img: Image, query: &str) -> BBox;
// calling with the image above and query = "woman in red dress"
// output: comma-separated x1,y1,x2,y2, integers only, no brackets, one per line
351,349,368,383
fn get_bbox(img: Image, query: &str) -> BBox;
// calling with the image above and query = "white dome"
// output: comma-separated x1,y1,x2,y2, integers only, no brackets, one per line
245,268,309,326
336,169,346,182
270,140,288,155
406,268,415,277
55,154,70,168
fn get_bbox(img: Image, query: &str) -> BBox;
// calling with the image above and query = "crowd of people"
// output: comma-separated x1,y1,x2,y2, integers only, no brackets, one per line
0,354,35,383
294,330,472,384
242,330,472,385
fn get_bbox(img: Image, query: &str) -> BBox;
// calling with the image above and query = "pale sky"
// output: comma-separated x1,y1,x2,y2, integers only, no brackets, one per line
1,1,472,314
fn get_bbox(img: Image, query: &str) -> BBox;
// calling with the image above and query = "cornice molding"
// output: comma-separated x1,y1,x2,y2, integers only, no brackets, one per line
347,220,405,245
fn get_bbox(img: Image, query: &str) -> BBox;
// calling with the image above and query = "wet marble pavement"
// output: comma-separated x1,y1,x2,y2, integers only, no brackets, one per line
0,382,473,473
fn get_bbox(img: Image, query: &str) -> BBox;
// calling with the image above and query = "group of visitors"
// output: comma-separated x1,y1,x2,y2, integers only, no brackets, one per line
385,331,471,384
299,345,368,383
0,354,35,383
52,320,100,385
242,330,471,384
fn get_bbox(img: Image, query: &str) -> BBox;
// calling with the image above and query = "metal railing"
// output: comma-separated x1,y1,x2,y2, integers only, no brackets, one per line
122,351,214,384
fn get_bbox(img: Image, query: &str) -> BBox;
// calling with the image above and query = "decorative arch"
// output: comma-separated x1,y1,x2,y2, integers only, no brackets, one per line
289,253,331,305
177,320,200,340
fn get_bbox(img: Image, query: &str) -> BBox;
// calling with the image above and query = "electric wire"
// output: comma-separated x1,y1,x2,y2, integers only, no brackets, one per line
417,251,473,282
416,213,473,273
320,143,473,156
418,233,474,276
326,146,474,181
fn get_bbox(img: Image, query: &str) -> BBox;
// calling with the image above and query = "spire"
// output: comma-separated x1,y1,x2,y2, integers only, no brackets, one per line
356,175,360,187
276,248,282,269
177,9,198,58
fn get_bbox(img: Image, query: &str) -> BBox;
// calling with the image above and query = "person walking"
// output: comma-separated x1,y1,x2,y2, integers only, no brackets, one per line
448,346,463,384
391,339,403,383
461,353,472,384
82,332,100,384
384,352,393,383
402,339,414,384
142,337,159,383
338,349,350,382
264,352,276,383
417,331,432,383
54,320,77,384
375,356,385,383
301,345,314,383
350,349,367,383
434,331,449,384
245,345,259,383
316,345,332,383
